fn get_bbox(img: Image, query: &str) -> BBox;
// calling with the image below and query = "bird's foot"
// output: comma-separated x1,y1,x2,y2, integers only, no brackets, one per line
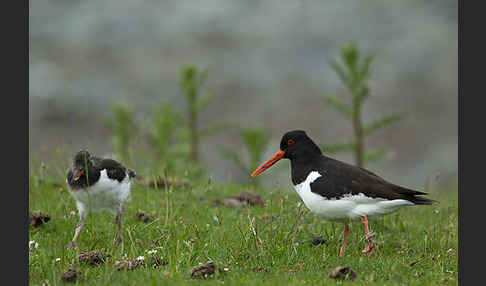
362,232,379,257
67,241,78,249
362,241,379,257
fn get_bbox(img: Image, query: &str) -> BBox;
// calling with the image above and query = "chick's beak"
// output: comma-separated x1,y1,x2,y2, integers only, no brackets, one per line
73,169,84,181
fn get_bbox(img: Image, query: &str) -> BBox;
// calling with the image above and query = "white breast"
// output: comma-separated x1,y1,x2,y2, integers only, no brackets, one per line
68,169,132,215
293,171,413,221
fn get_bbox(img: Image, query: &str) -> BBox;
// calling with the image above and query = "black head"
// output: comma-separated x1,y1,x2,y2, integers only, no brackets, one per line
279,130,322,160
251,130,322,177
71,150,93,181
73,150,92,168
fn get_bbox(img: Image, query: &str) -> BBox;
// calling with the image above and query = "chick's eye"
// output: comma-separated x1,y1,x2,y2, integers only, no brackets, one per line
287,139,295,146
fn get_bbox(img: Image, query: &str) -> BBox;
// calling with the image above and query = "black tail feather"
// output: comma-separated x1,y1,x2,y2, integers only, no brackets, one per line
392,185,437,205
409,195,438,205
128,169,136,178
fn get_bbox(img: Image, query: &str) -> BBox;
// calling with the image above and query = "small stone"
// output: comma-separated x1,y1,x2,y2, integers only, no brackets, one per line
329,265,357,280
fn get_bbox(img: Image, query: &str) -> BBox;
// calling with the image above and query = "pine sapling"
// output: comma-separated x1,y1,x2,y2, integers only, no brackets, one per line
219,126,270,186
179,64,228,164
321,43,404,167
107,100,138,165
147,101,181,172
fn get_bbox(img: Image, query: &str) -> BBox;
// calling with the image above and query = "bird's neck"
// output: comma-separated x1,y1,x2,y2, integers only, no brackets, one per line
290,154,327,185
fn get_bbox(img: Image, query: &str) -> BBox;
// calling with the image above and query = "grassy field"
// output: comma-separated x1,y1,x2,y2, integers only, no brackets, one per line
29,173,457,285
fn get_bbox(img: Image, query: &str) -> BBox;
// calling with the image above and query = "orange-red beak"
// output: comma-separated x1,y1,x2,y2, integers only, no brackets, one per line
251,150,285,177
74,169,84,181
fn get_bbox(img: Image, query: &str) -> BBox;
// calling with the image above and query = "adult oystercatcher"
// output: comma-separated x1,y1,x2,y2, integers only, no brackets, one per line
66,150,136,248
251,130,435,257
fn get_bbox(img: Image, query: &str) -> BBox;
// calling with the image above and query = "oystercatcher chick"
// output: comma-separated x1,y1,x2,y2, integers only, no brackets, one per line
66,150,136,248
251,130,436,257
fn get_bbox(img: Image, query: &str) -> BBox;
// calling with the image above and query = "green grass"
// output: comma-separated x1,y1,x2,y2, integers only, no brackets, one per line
29,175,457,285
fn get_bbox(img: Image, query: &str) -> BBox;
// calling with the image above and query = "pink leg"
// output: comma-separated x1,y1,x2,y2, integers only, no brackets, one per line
339,223,350,257
360,216,379,257
115,211,123,245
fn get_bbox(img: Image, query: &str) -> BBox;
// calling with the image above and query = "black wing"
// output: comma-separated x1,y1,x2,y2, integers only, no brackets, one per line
310,157,435,205
97,158,134,182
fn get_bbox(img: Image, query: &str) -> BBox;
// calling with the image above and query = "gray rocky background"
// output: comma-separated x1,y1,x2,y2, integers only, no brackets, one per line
29,0,457,190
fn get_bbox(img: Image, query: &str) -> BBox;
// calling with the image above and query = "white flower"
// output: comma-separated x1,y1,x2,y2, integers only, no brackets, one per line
213,215,219,222
136,256,145,261
70,211,76,216
147,249,157,255
55,258,61,263
29,240,39,249
223,267,229,271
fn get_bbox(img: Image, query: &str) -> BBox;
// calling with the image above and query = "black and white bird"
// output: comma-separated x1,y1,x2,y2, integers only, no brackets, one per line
251,130,435,257
66,150,136,248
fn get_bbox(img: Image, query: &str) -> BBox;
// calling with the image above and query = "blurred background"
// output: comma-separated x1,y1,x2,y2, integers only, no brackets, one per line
29,0,457,190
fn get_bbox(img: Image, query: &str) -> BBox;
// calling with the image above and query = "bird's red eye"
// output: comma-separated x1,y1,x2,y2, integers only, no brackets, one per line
287,139,295,146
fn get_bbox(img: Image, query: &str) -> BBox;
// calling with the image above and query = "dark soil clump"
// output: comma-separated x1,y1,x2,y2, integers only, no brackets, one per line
79,250,110,266
212,190,264,208
29,211,51,227
115,258,143,271
61,268,79,282
191,261,216,279
311,236,326,245
149,256,168,268
138,176,190,189
136,209,155,223
329,265,357,280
